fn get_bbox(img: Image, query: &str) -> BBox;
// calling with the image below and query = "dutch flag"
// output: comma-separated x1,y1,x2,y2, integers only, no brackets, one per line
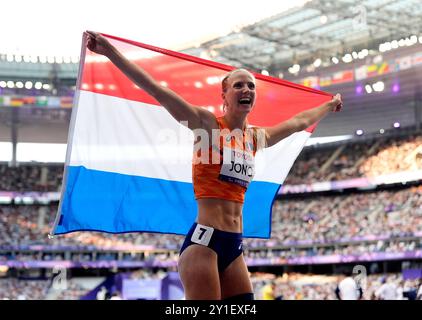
50,33,332,238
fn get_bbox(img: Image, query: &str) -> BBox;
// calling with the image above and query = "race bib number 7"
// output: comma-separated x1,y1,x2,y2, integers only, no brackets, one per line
191,224,214,246
219,147,255,188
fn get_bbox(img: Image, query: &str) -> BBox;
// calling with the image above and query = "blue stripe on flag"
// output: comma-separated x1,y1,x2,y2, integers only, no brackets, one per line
55,166,279,238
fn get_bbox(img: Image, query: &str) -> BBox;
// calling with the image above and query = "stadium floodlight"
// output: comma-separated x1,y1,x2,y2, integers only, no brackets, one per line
419,36,422,44
355,129,364,136
71,56,79,64
55,56,63,64
398,39,406,46
365,84,372,93
331,57,339,64
25,81,33,89
23,55,31,63
261,70,269,76
393,122,400,128
379,128,385,134
320,15,328,24
405,38,413,46
372,81,384,92
313,59,321,68
42,84,51,90
391,40,398,49
6,81,14,88
352,51,358,59
30,55,38,63
63,56,71,64
16,81,24,89
6,54,14,62
47,56,55,64
288,64,300,74
34,82,42,90
39,56,47,63
342,54,352,63
14,55,22,63
0,81,6,88
94,83,104,90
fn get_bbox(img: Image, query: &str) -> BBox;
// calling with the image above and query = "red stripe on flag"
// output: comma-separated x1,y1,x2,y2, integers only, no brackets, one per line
80,33,333,130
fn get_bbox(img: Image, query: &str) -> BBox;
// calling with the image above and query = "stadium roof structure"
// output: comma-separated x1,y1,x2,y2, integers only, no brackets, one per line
0,0,421,149
182,0,422,75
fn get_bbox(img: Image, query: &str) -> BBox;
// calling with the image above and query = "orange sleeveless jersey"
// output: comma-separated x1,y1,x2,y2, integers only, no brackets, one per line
192,116,259,203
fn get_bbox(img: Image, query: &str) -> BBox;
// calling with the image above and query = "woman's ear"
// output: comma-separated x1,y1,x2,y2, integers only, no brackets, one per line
221,92,227,112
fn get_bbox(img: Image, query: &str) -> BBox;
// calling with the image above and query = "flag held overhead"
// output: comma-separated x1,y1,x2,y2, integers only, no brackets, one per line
50,32,332,238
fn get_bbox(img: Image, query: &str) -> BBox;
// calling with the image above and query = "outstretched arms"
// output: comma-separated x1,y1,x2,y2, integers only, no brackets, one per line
85,31,214,130
264,94,343,147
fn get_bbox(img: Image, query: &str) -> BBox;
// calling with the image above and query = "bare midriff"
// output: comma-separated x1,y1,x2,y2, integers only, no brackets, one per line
196,198,243,233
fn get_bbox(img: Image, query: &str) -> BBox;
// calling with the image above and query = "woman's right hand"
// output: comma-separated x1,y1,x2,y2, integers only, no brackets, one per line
86,31,113,56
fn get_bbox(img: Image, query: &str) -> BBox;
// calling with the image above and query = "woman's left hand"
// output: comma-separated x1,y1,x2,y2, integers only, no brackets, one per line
330,93,343,112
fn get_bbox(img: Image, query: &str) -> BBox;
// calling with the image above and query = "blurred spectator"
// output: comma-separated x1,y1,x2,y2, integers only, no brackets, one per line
261,282,276,300
374,277,401,300
336,275,362,300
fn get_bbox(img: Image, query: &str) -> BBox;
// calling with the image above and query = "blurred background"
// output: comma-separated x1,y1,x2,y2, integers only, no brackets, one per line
0,0,421,300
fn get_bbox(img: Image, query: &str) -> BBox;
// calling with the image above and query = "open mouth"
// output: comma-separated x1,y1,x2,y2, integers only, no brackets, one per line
239,97,252,105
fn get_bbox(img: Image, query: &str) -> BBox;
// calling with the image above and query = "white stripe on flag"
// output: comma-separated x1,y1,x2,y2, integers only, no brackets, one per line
71,91,310,184
70,91,194,182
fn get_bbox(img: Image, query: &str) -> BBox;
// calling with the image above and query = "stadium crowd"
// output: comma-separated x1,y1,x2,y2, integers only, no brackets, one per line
1,185,421,248
0,185,421,264
1,272,420,300
250,185,422,245
0,279,49,300
284,134,422,184
0,164,62,192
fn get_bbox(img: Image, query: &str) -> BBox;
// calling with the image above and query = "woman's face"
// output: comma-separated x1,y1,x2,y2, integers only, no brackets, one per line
222,70,256,115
